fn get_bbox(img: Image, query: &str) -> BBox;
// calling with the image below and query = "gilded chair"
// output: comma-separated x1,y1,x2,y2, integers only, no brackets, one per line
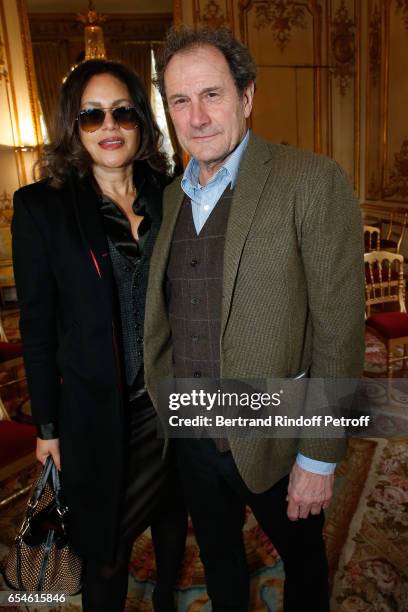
364,251,408,377
0,321,35,509
380,209,408,253
364,225,380,252
0,309,26,413
0,410,36,509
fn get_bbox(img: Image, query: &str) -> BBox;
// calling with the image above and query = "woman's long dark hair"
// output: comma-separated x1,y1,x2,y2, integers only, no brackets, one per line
41,59,168,188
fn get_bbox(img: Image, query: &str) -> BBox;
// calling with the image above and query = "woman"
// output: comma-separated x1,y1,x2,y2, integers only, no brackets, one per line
11,59,187,612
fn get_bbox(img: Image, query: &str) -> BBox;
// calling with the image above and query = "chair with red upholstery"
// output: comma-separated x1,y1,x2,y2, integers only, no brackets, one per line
0,322,36,508
365,251,408,377
364,225,380,252
380,209,408,253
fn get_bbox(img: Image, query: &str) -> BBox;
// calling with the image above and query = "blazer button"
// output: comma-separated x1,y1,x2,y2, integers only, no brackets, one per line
191,297,199,305
192,335,199,342
190,258,198,267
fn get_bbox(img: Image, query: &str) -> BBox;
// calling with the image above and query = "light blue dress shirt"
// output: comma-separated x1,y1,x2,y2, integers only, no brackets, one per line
181,130,336,476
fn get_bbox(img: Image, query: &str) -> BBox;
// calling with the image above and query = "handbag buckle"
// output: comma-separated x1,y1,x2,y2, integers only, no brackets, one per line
56,505,68,518
16,517,30,540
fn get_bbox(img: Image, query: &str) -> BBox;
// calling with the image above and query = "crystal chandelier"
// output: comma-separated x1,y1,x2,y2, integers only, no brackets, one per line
78,1,107,60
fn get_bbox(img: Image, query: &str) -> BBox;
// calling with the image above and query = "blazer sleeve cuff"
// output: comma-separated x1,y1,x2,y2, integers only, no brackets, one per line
37,422,59,440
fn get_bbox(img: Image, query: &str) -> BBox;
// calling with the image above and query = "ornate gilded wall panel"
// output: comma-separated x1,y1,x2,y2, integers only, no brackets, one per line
250,0,308,51
382,0,408,201
329,0,359,190
366,0,408,203
194,0,234,28
173,0,183,26
331,0,355,96
366,0,382,200
238,1,327,155
0,0,41,186
395,0,408,29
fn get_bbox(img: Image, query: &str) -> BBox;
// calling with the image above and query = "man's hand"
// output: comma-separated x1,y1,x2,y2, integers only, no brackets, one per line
36,437,61,471
286,463,333,521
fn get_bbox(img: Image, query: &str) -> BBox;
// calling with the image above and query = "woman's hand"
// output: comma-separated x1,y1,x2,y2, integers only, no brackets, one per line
36,437,61,470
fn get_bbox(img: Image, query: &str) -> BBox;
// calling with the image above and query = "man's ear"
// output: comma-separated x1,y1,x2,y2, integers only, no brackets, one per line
243,81,255,119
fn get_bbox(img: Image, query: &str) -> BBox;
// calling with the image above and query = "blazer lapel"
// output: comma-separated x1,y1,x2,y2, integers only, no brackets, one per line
67,174,116,305
148,177,184,290
221,133,273,340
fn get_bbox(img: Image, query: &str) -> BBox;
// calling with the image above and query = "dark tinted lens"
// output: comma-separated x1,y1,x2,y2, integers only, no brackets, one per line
78,108,105,132
112,106,138,129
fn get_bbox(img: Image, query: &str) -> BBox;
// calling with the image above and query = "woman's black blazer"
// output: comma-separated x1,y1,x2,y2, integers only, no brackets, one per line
11,166,163,563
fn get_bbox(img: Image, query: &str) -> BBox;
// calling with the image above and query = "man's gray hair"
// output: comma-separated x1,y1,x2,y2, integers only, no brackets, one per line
154,26,257,99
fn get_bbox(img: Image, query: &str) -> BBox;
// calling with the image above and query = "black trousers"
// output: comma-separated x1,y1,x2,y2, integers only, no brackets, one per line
81,393,187,612
176,439,330,612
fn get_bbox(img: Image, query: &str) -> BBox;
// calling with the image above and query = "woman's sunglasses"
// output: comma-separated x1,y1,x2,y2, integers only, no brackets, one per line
76,106,139,133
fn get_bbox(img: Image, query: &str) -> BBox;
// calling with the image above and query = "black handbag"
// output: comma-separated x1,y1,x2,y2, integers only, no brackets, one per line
2,456,82,594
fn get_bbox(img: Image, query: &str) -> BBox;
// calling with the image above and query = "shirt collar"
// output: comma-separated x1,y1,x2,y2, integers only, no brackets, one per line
182,129,250,191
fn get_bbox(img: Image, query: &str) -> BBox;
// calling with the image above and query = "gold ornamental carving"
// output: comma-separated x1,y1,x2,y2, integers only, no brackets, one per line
252,0,308,51
194,0,232,29
201,0,227,28
0,34,7,82
369,3,381,86
0,191,12,225
383,140,408,200
396,0,408,30
331,0,355,96
173,0,183,27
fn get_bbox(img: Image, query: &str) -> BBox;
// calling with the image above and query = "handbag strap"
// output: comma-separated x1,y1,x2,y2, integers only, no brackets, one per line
27,456,54,512
16,456,62,540
50,461,68,516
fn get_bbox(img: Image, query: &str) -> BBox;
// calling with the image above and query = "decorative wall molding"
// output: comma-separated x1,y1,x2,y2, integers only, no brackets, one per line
0,191,12,225
383,140,408,199
0,34,7,82
368,172,382,199
396,0,408,30
252,0,308,51
194,0,232,29
173,0,183,27
331,0,355,96
17,0,42,150
238,0,324,154
369,2,381,86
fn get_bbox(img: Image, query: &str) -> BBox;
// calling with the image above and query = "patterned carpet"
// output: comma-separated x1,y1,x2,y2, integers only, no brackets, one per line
1,437,406,611
0,322,407,610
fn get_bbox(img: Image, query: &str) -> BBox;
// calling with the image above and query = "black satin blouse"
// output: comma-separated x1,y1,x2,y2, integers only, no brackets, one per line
37,162,166,438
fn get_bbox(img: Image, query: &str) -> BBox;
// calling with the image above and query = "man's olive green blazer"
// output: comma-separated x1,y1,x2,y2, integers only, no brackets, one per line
144,132,365,493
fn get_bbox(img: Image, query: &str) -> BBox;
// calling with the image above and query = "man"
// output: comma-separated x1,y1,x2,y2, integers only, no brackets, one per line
144,27,365,611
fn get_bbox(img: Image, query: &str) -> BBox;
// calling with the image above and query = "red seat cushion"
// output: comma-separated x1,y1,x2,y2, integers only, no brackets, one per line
0,342,23,362
0,421,36,468
366,312,408,339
